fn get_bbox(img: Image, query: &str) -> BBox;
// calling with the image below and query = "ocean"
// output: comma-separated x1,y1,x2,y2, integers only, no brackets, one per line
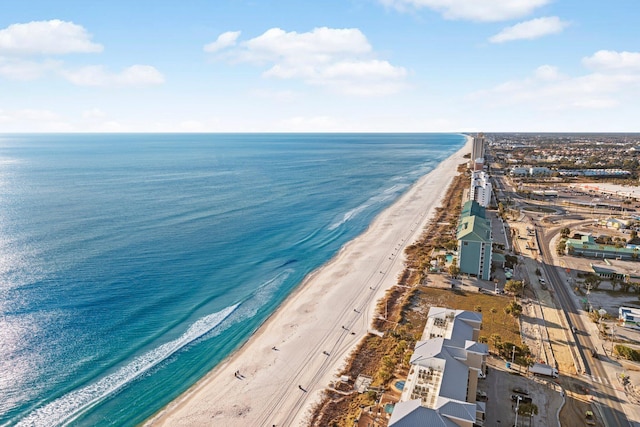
0,133,465,426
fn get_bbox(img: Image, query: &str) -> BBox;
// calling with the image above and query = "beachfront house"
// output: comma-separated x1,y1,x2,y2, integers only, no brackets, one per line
457,200,492,281
389,307,488,427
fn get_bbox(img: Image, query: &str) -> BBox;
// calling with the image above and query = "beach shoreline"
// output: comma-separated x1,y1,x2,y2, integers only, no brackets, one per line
145,134,473,426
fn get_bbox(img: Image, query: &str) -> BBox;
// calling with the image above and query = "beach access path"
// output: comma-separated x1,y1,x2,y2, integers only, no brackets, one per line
146,136,473,427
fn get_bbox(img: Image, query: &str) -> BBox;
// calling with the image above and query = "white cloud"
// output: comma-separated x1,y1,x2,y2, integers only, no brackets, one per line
489,16,569,43
276,115,344,132
82,108,107,119
469,52,640,111
572,99,618,109
250,88,299,102
0,57,61,80
533,64,562,81
97,120,126,132
117,65,165,85
582,50,640,72
0,20,165,89
0,20,102,55
178,120,213,132
207,27,407,96
14,109,60,121
62,64,165,87
321,59,407,79
203,31,241,52
379,0,550,22
242,27,371,60
0,108,63,128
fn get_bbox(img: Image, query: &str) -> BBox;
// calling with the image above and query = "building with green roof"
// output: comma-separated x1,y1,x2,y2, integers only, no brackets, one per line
565,235,639,260
457,201,492,280
460,200,486,220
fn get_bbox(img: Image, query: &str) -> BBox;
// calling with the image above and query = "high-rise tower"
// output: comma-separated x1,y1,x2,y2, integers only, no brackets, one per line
471,132,485,164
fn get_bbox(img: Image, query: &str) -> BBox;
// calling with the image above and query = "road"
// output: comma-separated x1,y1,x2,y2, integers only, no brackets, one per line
536,222,631,427
493,173,632,427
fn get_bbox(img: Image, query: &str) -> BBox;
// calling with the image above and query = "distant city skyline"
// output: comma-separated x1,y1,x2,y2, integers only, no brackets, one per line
1,0,638,132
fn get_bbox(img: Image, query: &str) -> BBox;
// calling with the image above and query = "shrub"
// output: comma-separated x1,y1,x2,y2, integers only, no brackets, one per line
614,345,640,361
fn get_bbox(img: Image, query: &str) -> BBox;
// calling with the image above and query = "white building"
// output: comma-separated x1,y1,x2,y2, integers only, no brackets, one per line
619,307,640,328
509,166,529,176
470,171,492,207
389,307,488,427
529,166,551,176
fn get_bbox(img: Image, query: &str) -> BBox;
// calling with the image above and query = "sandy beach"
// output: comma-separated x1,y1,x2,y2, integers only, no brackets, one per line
146,135,472,427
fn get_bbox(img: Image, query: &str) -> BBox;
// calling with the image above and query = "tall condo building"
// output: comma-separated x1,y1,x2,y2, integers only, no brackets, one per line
456,200,492,281
470,132,485,171
470,171,492,208
471,133,485,163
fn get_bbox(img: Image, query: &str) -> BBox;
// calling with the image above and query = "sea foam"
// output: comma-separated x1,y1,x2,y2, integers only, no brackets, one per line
16,304,239,427
328,182,409,230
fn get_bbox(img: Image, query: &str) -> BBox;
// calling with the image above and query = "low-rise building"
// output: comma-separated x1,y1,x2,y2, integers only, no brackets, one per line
602,218,631,230
565,235,639,260
619,307,640,328
529,166,551,176
509,166,529,176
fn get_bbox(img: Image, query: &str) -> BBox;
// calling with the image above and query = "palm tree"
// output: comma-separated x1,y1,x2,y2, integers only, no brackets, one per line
490,333,502,352
504,301,523,317
518,402,539,427
504,280,524,296
448,261,460,278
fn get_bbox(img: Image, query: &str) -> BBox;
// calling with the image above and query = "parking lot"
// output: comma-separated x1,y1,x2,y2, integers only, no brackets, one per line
479,354,563,426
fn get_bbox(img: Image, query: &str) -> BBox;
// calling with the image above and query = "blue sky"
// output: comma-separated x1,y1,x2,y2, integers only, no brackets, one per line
1,0,638,132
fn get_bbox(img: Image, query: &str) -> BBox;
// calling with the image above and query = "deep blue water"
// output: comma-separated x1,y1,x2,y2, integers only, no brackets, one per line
0,133,465,426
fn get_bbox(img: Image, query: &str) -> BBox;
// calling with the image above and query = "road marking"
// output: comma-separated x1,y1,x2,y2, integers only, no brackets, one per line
586,375,609,385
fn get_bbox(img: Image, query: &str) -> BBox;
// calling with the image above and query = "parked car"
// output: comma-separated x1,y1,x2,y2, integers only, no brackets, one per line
512,387,529,395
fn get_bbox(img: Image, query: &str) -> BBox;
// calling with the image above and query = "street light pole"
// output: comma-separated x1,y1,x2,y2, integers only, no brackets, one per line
611,325,616,356
514,395,522,427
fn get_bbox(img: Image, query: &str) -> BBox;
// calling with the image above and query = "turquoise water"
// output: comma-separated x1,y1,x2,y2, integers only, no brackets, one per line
0,133,465,426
